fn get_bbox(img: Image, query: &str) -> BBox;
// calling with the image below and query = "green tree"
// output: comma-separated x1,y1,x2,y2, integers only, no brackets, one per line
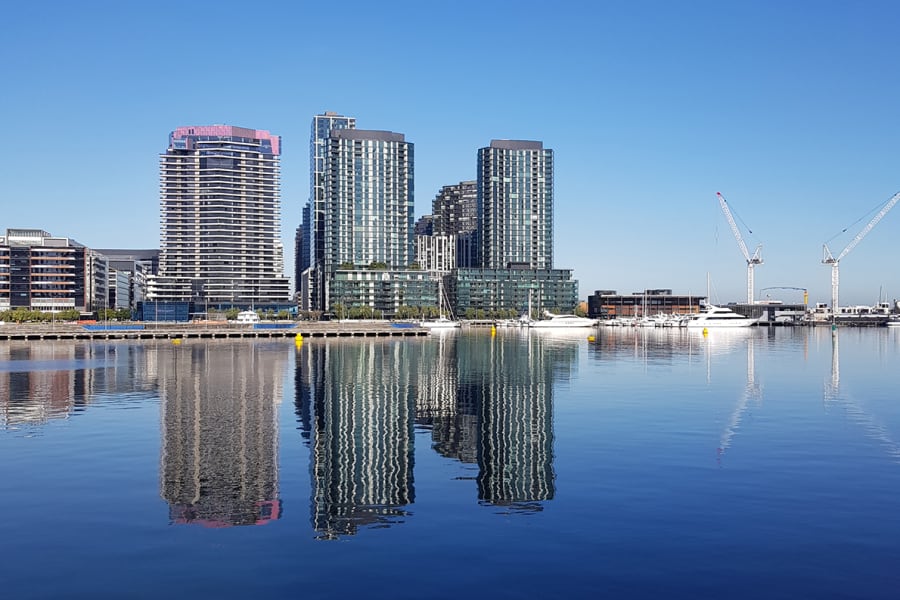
332,303,346,319
58,309,80,321
396,305,418,319
349,305,374,320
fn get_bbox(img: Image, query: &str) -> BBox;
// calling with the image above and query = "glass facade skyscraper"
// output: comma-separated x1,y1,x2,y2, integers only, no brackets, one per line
153,125,291,307
445,139,577,316
322,129,414,310
477,140,554,270
304,112,356,311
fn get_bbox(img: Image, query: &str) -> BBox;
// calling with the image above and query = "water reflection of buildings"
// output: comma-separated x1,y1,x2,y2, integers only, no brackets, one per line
456,334,558,509
414,332,563,509
413,332,476,464
293,332,568,536
299,340,415,539
0,341,156,429
159,342,286,527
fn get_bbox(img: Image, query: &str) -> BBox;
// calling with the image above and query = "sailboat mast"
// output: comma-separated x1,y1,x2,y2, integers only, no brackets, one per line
706,272,711,306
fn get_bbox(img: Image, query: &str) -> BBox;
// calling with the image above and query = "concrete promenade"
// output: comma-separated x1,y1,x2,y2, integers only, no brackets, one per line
0,321,430,342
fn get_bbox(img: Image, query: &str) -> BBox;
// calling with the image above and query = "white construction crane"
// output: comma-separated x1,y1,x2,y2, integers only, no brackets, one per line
822,191,900,315
717,192,763,303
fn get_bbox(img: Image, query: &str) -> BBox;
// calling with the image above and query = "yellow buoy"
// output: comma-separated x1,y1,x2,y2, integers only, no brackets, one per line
702,328,708,336
587,335,595,342
172,338,181,345
295,333,303,342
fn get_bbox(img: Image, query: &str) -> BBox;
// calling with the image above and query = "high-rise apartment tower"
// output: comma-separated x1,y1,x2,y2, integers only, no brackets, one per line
153,125,291,307
303,112,356,311
477,140,553,270
432,180,477,268
322,129,414,309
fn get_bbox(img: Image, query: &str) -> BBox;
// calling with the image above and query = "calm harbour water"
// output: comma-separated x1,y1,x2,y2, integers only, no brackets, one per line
2,327,900,599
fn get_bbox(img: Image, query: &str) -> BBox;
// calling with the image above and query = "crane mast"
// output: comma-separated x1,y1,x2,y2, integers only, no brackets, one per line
822,191,900,314
717,192,763,303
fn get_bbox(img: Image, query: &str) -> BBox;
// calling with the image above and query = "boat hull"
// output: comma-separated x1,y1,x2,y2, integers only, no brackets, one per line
529,317,596,328
420,319,461,329
683,305,757,328
685,320,755,328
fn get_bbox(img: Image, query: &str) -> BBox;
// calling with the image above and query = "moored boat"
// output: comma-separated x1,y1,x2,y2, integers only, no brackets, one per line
236,310,260,324
419,278,460,329
529,312,597,328
420,316,461,329
683,305,757,328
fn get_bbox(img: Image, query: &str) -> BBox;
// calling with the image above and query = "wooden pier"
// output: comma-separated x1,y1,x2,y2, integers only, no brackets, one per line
0,322,429,342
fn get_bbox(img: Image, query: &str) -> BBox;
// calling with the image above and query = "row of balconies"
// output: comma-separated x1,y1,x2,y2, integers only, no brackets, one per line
159,226,280,233
160,162,277,168
159,172,279,179
161,172,279,179
160,214,280,223
160,161,279,168
160,232,280,240
159,253,279,260
160,187,279,194
160,212,279,219
160,221,279,228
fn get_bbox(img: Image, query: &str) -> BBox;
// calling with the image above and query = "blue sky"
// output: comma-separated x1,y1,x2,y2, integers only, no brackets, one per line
3,0,899,306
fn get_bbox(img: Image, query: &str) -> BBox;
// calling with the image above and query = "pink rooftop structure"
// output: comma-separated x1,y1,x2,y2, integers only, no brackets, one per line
170,125,280,155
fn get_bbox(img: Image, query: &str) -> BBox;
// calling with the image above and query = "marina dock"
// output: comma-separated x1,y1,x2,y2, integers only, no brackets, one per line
0,322,429,342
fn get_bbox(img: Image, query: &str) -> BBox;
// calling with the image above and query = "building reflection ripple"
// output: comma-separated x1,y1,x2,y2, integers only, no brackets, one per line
296,331,568,535
300,340,416,540
455,333,559,511
159,341,286,527
0,341,155,430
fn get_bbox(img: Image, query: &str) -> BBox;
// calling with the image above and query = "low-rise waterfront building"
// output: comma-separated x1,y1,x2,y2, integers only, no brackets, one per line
0,228,107,313
95,249,158,311
587,289,706,319
450,268,578,317
330,269,435,318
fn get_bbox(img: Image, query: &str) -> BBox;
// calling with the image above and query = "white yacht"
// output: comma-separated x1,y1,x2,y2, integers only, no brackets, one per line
420,316,461,329
235,310,260,324
529,312,597,328
683,305,757,328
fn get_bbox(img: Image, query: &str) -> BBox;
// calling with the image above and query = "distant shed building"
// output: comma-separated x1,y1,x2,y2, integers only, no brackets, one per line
587,289,706,319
